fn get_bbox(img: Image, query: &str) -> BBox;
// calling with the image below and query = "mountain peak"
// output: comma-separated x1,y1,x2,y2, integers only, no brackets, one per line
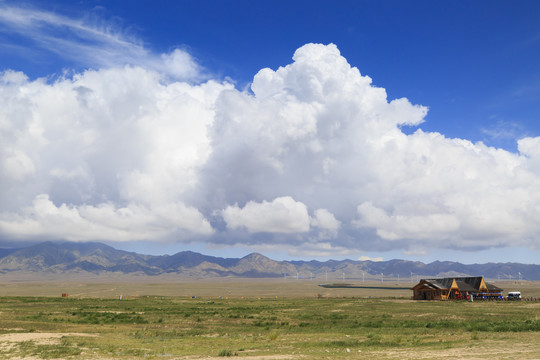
242,252,269,261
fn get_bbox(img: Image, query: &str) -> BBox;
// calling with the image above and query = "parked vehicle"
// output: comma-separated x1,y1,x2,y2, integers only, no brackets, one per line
507,291,521,300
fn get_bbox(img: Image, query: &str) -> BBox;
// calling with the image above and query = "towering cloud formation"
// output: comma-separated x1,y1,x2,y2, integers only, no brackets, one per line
1,43,539,256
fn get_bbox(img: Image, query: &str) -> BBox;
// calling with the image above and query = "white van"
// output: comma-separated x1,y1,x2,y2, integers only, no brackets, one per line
507,291,521,300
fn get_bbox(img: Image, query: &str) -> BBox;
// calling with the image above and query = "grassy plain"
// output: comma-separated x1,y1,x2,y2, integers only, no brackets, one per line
0,278,539,359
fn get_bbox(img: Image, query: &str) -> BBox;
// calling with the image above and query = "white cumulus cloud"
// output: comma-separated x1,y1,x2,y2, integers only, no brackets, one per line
222,197,311,234
0,38,540,258
0,63,228,242
0,194,212,242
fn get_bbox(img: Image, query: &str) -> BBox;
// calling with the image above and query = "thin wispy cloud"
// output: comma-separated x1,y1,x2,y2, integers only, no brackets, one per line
481,119,527,143
0,4,200,80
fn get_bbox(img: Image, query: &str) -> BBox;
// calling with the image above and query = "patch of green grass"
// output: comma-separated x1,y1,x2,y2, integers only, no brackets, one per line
0,295,538,359
218,349,233,356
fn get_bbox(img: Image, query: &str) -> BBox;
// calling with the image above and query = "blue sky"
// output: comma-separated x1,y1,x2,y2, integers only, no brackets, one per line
1,1,540,265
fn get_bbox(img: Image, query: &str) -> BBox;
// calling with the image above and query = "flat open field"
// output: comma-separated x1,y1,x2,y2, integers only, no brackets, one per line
0,278,539,359
0,276,418,299
2,275,539,299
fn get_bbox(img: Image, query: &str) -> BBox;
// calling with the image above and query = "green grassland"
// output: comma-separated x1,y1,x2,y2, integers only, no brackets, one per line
0,279,539,359
0,296,538,358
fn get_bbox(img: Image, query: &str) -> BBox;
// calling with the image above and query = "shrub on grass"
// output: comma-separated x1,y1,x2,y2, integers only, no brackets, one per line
218,349,233,356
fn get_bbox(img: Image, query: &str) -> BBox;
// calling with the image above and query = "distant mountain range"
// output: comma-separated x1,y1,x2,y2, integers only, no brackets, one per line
0,242,538,280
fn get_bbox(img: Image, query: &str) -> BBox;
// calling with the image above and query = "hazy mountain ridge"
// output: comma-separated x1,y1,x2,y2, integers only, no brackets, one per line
0,242,538,280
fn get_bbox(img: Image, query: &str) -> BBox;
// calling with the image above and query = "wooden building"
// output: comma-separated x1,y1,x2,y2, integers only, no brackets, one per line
411,276,503,300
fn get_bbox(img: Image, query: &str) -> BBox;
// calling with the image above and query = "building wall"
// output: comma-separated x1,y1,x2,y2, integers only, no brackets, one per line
413,289,448,300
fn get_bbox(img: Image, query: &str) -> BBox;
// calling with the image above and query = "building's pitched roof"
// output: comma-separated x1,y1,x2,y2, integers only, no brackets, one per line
416,276,502,292
424,278,452,289
485,282,503,291
454,279,477,292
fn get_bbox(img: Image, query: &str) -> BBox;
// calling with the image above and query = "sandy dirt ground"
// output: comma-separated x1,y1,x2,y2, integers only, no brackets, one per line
0,332,97,343
0,333,98,360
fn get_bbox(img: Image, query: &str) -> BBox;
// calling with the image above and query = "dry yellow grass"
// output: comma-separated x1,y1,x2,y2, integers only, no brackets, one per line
0,277,412,299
